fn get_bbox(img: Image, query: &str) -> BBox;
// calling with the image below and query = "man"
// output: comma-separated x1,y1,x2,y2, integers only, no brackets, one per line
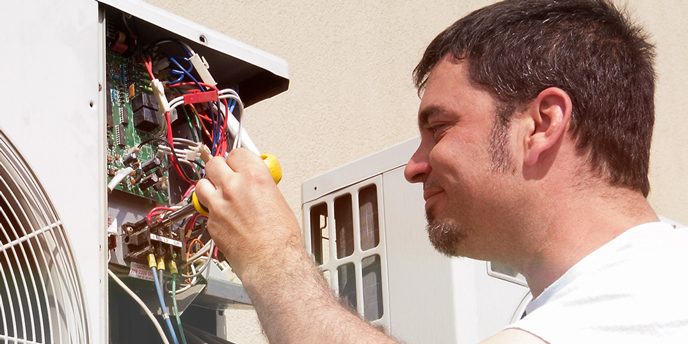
196,0,688,342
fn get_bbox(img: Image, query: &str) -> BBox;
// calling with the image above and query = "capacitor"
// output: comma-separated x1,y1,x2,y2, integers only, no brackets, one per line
141,157,162,173
140,173,159,190
123,152,138,166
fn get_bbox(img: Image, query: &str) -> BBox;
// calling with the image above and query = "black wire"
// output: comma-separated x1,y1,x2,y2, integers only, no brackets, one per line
138,137,198,183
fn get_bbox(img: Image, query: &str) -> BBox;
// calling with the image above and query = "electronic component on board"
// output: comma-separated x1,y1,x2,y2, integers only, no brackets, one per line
131,93,158,113
116,125,126,147
133,107,159,132
123,152,138,166
141,157,161,173
139,173,159,190
120,107,129,125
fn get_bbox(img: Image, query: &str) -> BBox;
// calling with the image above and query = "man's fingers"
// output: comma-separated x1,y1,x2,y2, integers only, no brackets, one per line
194,178,216,208
204,156,235,187
225,148,269,174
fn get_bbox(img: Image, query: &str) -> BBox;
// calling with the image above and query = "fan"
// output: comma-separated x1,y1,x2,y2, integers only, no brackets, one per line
0,131,90,343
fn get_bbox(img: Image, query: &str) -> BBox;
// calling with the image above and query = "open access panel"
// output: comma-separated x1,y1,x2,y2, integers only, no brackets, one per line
100,1,289,342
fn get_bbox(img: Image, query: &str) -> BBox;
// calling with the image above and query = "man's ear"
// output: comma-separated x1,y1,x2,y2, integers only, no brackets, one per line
523,87,572,166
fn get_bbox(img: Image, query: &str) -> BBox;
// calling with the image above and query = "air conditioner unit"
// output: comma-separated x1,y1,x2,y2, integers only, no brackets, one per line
0,0,288,343
302,137,531,343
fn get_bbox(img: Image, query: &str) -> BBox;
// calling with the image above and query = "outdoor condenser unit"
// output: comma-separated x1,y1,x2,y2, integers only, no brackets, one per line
0,0,288,343
302,137,532,344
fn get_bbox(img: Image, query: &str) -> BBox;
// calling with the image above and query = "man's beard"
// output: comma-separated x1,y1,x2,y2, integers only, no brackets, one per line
425,213,467,257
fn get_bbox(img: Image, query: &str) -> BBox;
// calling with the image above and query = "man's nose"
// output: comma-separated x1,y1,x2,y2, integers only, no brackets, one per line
405,145,431,183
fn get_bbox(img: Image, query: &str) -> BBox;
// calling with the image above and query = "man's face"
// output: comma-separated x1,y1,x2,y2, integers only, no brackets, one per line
405,58,525,259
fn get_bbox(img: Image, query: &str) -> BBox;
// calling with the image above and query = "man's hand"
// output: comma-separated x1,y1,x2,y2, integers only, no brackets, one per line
195,148,302,280
194,148,400,344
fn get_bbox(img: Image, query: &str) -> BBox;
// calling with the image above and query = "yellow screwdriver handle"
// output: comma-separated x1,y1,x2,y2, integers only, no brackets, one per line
192,149,281,216
261,153,282,185
192,191,209,216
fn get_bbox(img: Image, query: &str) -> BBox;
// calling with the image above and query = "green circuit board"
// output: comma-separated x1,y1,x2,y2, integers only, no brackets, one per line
106,51,170,204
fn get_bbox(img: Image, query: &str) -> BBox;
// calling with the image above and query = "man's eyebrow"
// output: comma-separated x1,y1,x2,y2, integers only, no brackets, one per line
418,105,449,127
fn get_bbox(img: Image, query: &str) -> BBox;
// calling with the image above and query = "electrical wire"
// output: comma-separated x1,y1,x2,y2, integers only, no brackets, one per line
180,255,214,279
146,39,194,57
152,266,180,344
107,167,134,194
179,239,213,269
108,269,170,344
171,274,188,344
138,137,198,183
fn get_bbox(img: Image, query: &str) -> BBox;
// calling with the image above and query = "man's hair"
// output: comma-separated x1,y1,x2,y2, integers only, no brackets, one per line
414,0,656,196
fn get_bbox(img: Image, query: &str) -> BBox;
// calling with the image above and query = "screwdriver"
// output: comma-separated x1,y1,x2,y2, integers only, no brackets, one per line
154,152,282,228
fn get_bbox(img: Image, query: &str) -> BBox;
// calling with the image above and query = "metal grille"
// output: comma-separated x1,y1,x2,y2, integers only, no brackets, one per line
0,132,90,343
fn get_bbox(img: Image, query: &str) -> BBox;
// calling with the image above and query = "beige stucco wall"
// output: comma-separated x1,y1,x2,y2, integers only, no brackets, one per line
144,1,688,342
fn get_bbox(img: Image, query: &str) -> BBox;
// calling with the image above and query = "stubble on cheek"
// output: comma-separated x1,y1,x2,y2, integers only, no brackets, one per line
425,213,467,257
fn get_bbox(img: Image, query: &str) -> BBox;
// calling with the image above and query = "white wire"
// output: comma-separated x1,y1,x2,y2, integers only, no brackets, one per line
173,138,198,146
108,269,170,344
179,239,214,269
179,239,215,272
180,254,214,279
218,94,259,154
107,167,134,194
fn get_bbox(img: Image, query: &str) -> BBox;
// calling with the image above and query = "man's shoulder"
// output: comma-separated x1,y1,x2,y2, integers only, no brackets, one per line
480,329,547,344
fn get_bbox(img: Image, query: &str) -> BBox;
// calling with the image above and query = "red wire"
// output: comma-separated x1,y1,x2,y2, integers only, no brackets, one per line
143,56,155,80
167,82,218,90
165,111,195,185
146,206,178,223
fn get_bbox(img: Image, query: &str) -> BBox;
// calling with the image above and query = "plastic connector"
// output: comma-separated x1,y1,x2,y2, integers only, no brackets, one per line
183,90,219,105
148,254,156,269
157,256,166,271
151,79,170,114
127,146,141,155
169,261,178,275
184,149,200,161
198,144,212,163
189,53,217,87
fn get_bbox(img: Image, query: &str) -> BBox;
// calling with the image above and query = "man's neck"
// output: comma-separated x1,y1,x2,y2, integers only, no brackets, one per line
515,185,658,298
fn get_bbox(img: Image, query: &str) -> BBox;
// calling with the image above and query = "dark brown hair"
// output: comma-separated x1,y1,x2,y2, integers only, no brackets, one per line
414,0,656,196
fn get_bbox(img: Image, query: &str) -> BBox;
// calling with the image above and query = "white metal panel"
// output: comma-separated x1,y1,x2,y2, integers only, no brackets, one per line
98,0,289,80
0,0,104,343
382,165,460,343
302,137,420,203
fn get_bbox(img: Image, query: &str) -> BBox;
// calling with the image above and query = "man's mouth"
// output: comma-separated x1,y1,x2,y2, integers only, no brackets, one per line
423,189,443,201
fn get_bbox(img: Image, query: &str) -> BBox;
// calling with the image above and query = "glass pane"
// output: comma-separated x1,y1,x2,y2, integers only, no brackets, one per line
337,263,356,311
334,194,354,258
362,255,383,321
358,185,379,250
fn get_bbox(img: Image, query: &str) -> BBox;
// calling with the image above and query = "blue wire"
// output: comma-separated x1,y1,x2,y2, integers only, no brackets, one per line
166,56,195,86
166,54,203,90
152,266,180,344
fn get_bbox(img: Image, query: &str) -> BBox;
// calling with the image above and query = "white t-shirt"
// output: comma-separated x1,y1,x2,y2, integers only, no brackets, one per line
507,222,688,343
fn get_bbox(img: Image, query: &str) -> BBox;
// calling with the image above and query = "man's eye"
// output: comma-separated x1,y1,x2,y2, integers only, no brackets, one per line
431,124,446,136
